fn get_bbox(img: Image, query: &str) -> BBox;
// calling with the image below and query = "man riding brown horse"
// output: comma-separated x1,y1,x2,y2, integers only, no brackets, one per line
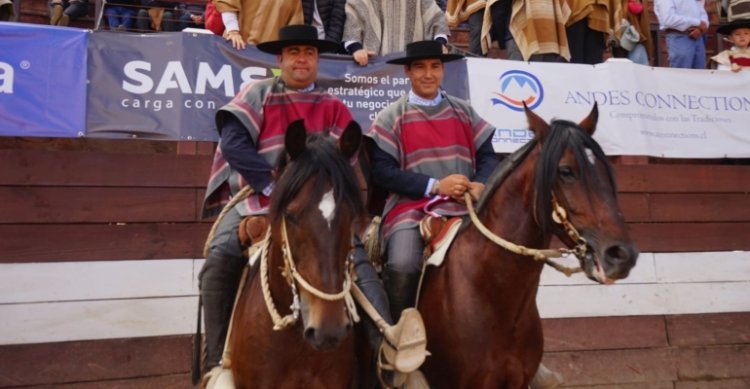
198,24,426,387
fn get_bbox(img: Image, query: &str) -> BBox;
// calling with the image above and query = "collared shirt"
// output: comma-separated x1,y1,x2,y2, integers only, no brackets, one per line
654,0,708,32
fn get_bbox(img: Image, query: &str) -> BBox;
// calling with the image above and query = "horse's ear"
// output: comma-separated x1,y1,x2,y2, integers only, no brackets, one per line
578,102,599,135
338,121,362,160
285,119,308,160
524,102,550,142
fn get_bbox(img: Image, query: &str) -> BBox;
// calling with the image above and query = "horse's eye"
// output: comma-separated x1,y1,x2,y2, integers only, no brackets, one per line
558,166,576,182
284,212,300,225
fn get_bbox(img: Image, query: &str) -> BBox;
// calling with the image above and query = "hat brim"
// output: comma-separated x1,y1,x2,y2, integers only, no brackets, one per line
386,53,464,65
257,39,341,55
717,19,750,35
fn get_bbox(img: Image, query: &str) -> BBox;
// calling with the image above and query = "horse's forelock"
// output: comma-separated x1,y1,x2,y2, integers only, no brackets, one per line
269,135,365,222
533,120,616,234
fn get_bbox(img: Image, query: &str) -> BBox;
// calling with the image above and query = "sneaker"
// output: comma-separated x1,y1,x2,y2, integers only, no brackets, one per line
49,3,63,25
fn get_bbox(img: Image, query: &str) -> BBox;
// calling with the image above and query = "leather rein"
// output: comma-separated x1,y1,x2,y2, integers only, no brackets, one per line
260,217,360,330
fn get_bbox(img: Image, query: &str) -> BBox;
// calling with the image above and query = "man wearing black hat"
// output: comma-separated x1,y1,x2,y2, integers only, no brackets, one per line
366,40,563,389
366,40,498,316
199,24,424,387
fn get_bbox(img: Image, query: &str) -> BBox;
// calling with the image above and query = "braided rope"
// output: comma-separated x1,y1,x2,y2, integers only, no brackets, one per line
203,185,254,258
259,239,299,331
463,192,583,276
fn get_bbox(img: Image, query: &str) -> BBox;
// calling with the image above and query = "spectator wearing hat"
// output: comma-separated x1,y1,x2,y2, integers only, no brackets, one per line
654,0,709,69
48,0,88,26
216,0,302,50
198,24,427,388
711,19,750,71
342,0,450,66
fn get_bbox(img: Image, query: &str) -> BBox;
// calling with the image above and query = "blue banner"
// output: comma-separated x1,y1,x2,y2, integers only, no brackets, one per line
0,23,88,137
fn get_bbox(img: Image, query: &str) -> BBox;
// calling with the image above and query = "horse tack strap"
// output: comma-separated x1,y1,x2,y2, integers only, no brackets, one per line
463,193,583,277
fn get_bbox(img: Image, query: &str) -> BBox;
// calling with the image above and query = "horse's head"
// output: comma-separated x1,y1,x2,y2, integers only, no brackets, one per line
525,104,638,284
269,119,365,350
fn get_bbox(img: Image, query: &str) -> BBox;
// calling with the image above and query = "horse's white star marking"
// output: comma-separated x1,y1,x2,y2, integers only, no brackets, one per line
318,190,336,229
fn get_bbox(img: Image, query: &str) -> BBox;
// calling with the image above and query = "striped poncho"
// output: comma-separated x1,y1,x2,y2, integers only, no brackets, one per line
202,77,353,218
366,94,494,239
342,0,451,55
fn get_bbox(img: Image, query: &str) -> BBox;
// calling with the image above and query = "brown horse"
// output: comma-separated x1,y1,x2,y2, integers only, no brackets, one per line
418,104,639,388
226,120,367,389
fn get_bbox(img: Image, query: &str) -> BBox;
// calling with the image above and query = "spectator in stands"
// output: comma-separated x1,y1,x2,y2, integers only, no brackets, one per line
482,0,571,62
136,0,178,31
565,0,620,64
613,0,654,65
711,19,750,71
0,0,14,21
342,0,450,66
216,0,302,50
654,0,709,69
104,0,139,31
301,0,346,52
177,2,205,30
49,0,88,26
445,0,486,55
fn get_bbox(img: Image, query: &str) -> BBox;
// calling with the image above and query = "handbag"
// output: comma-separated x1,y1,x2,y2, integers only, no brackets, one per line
205,0,224,36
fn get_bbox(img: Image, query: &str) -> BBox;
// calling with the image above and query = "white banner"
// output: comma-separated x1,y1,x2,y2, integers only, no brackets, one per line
467,58,750,158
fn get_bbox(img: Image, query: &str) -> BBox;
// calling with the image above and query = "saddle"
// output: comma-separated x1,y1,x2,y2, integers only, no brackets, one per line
238,216,269,257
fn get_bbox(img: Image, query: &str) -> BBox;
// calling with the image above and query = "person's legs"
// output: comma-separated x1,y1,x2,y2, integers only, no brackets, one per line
162,9,176,31
582,27,604,64
691,37,706,69
467,9,484,56
48,0,65,25
105,6,119,29
566,19,587,64
383,227,424,320
199,208,248,371
121,7,137,29
627,43,649,65
666,34,695,68
135,8,150,31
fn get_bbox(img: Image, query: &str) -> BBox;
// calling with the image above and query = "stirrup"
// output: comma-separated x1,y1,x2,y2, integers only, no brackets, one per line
380,308,428,374
530,363,564,389
202,366,235,389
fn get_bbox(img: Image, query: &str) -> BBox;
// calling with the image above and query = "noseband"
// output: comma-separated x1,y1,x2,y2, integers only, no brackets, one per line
261,217,360,330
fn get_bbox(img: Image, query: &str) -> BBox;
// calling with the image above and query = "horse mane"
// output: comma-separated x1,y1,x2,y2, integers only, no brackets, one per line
533,119,616,234
476,120,616,235
269,133,366,222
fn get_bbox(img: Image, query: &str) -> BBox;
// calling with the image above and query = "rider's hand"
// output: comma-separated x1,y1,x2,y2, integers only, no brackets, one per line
437,174,470,198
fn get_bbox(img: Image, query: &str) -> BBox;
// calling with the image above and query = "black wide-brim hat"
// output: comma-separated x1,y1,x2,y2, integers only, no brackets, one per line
257,24,341,55
716,19,750,35
386,40,464,65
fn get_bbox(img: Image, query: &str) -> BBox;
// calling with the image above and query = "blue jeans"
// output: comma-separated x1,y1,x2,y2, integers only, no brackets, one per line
105,5,136,29
665,33,706,69
628,43,649,65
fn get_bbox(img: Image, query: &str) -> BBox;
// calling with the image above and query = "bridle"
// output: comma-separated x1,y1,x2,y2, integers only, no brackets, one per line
260,217,360,330
464,192,585,276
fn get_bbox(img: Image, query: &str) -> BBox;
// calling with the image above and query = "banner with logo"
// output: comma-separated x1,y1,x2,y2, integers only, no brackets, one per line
86,31,468,141
0,23,88,137
467,58,750,158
